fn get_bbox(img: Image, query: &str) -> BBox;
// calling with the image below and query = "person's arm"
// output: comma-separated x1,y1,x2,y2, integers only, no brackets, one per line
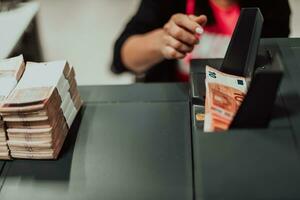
121,14,206,74
112,0,174,75
121,29,165,74
122,14,207,75
112,0,206,75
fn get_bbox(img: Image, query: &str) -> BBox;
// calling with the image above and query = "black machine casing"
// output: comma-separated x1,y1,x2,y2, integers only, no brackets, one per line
190,8,300,200
190,39,300,200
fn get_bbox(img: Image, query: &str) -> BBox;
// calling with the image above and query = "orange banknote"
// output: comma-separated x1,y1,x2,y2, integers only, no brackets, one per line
204,66,248,132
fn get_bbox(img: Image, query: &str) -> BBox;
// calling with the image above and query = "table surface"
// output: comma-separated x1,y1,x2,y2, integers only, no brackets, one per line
0,2,39,59
0,83,194,200
0,38,300,200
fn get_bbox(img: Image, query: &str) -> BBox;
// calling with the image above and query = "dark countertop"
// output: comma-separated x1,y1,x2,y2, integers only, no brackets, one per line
0,83,193,200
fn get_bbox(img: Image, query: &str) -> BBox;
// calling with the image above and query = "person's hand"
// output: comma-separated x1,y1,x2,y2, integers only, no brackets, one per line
160,14,207,59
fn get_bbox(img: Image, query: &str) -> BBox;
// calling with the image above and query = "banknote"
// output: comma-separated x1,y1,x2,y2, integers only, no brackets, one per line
204,65,247,132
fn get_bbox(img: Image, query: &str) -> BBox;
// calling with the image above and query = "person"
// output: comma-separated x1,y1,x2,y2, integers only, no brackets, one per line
112,0,291,82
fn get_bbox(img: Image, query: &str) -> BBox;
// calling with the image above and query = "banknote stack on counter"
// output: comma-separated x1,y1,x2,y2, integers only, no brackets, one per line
0,55,25,159
0,55,82,159
204,66,248,132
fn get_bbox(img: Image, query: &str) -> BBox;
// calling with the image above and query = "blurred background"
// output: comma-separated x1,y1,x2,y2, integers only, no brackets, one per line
1,0,299,85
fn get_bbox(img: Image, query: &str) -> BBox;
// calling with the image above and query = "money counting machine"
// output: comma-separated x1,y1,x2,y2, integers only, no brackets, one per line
1,8,300,200
190,8,300,200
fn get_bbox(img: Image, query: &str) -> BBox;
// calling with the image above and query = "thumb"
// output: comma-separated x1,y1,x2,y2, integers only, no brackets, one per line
189,15,207,27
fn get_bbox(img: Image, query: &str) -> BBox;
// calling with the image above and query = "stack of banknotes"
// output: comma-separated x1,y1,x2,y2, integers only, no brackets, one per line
204,66,247,132
0,55,25,159
0,56,82,159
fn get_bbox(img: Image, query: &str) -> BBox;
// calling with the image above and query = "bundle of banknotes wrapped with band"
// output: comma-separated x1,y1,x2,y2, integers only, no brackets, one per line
0,55,82,159
204,65,247,132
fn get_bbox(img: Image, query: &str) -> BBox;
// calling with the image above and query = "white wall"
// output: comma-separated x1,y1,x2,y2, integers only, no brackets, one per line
37,0,300,85
290,0,300,37
37,0,139,85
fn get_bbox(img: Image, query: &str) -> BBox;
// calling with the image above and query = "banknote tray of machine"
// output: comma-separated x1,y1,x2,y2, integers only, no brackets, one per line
190,8,284,129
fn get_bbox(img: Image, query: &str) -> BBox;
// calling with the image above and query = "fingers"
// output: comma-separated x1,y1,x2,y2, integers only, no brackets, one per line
164,21,198,45
164,35,194,53
160,13,208,60
171,13,204,34
161,32,194,60
162,46,185,60
188,15,207,27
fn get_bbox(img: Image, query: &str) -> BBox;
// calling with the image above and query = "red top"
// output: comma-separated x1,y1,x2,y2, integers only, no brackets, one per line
205,0,240,35
186,0,239,35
